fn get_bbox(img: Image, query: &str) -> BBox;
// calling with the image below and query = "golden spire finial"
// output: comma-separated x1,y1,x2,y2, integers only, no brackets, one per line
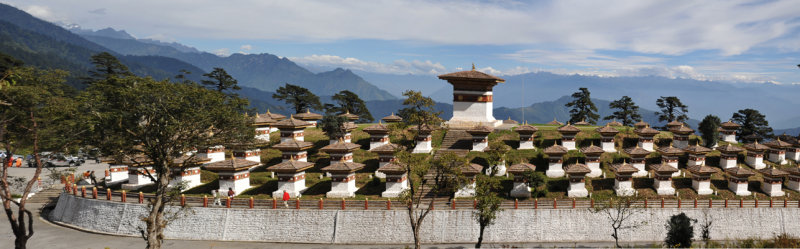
307,108,311,114
471,63,476,71
267,109,271,114
290,114,294,119
379,120,382,125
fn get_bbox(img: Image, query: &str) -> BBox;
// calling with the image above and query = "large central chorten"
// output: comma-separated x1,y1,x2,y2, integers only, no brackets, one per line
438,66,504,128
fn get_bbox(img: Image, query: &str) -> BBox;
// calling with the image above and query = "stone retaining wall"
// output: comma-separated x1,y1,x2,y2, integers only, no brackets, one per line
49,194,800,244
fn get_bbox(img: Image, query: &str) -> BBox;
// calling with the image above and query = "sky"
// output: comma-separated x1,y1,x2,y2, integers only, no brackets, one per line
6,0,800,85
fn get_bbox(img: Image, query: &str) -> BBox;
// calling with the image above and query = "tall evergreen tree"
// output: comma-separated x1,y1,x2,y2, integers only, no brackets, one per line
272,83,322,114
604,96,641,126
317,114,349,140
331,90,373,122
698,115,721,147
655,96,689,123
201,67,240,93
731,108,773,139
85,52,132,84
473,174,502,248
565,87,599,124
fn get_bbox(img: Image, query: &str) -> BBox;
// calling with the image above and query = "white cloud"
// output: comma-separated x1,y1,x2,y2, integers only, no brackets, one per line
8,0,800,55
212,48,230,56
23,5,54,20
290,54,447,75
240,44,252,51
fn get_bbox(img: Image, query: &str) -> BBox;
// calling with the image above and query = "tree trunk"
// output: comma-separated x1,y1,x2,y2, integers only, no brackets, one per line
413,224,421,249
476,225,485,248
144,170,169,249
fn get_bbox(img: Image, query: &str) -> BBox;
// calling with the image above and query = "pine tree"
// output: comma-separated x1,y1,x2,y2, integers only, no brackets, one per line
665,213,696,248
565,87,599,124
85,52,132,84
655,96,689,123
731,108,773,139
201,67,240,93
272,83,323,114
604,96,641,126
331,90,373,122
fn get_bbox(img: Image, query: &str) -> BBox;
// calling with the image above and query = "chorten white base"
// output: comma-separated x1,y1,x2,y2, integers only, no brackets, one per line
273,172,307,198
768,153,786,165
518,140,535,150
728,181,751,196
761,182,785,197
472,141,488,152
412,141,432,154
674,140,688,149
382,177,408,198
602,141,616,152
692,180,713,195
545,162,564,178
326,173,358,198
614,180,635,196
562,140,576,151
746,156,766,169
567,182,588,197
639,141,654,152
510,182,531,198
654,178,675,195
721,134,736,143
720,158,737,169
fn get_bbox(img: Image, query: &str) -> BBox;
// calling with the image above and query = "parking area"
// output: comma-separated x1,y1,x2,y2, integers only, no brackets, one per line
5,159,110,190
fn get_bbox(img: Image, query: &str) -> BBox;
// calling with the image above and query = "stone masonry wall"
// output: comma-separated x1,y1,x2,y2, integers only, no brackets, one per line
50,194,800,244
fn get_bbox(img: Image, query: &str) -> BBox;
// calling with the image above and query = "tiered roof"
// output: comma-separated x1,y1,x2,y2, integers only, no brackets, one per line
267,159,314,174
381,112,403,123
683,145,712,155
262,109,286,121
633,120,649,129
547,118,564,126
438,69,505,82
651,163,679,174
507,162,536,174
574,119,591,126
461,163,484,176
666,120,683,130
363,121,390,134
503,117,519,125
321,160,365,174
564,163,591,175
251,113,276,125
409,124,436,134
607,120,623,126
720,120,741,129
725,166,755,177
372,143,401,154
205,158,261,172
377,162,406,175
467,125,494,135
670,124,694,135
624,145,651,157
759,167,788,178
596,124,619,136
716,144,744,154
688,165,718,175
634,125,660,137
272,140,314,151
543,145,569,156
557,123,581,135
657,144,685,156
743,141,770,152
764,139,793,149
320,141,361,153
273,116,312,129
338,111,360,121
294,109,322,121
784,167,800,176
611,162,639,174
515,123,538,134
580,145,605,157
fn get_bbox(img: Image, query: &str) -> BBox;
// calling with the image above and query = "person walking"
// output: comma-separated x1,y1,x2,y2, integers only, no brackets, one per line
15,157,22,168
282,190,290,208
212,189,221,206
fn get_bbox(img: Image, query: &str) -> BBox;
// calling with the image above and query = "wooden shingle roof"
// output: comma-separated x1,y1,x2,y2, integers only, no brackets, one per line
624,146,651,157
321,160,365,174
515,124,538,134
438,70,505,82
507,162,536,174
716,144,744,154
743,141,770,152
580,145,605,156
272,140,314,151
611,163,639,174
725,167,755,177
377,162,406,175
205,158,261,172
683,145,712,155
565,163,591,175
381,112,403,123
657,145,685,156
651,163,679,174
266,159,314,174
294,109,322,121
461,163,484,176
320,142,361,153
688,165,718,175
543,145,569,156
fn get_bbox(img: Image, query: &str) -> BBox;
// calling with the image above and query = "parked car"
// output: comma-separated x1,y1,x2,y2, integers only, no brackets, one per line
41,154,82,167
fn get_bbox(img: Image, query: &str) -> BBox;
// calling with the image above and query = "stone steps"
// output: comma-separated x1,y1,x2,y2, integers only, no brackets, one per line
26,188,63,204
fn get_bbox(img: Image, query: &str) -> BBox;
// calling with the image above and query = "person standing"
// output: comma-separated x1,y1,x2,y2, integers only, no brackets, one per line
212,189,221,206
282,190,290,208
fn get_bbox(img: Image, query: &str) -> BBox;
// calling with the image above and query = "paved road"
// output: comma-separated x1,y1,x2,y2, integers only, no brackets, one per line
6,160,110,190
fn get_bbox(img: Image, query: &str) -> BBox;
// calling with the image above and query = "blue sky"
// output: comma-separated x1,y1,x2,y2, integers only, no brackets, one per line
7,0,800,84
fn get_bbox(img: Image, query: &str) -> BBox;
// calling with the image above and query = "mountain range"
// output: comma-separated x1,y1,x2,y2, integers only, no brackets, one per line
2,2,798,134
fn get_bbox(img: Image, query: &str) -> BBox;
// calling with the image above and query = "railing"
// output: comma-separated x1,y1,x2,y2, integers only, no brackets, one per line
64,183,800,210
